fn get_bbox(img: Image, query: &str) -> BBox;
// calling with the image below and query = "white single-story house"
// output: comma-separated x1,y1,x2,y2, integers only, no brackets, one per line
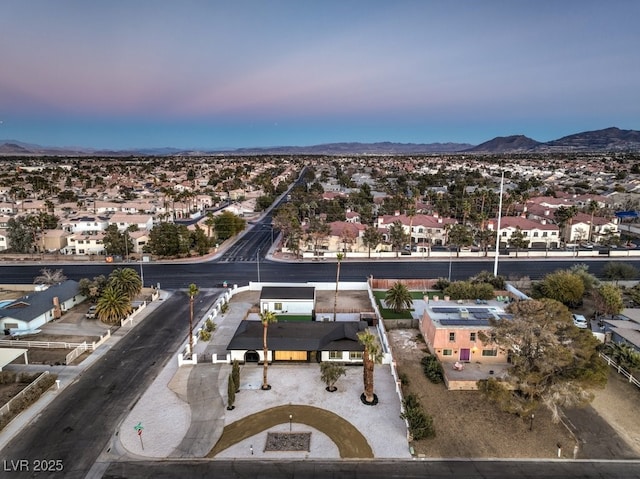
259,286,316,317
0,280,85,333
226,320,367,364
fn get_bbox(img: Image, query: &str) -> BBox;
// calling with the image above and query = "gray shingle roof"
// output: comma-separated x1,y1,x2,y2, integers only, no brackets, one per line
0,280,81,322
227,320,367,352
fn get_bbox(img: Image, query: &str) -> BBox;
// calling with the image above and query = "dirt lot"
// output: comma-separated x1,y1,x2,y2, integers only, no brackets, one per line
388,329,577,458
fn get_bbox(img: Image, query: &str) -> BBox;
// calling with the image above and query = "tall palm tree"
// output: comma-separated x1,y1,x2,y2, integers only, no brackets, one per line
108,267,142,300
95,284,133,325
384,282,413,313
188,283,199,354
333,252,344,321
260,310,278,390
357,330,383,404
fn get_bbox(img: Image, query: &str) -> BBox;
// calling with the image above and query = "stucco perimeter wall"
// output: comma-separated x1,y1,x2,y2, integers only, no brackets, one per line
245,281,369,292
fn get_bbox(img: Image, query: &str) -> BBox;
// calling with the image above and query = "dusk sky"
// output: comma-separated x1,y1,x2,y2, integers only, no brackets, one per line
1,1,639,149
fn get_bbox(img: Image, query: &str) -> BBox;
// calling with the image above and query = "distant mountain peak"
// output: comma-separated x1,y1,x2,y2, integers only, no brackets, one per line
466,135,541,153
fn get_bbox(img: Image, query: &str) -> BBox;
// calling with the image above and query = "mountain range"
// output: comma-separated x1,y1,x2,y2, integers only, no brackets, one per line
1,127,639,156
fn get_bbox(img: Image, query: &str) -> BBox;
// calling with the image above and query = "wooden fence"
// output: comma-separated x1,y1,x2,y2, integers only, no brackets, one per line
600,352,640,388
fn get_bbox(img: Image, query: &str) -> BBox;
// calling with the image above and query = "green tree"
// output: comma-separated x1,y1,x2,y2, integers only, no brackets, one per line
362,226,382,258
191,224,210,256
147,222,182,256
306,217,331,256
554,205,578,243
592,284,624,319
400,393,436,440
102,224,133,257
6,217,35,253
447,224,473,257
388,221,407,257
260,310,278,390
227,374,236,410
384,282,413,313
232,359,241,393
358,330,383,404
602,262,638,284
78,275,108,301
214,211,246,242
188,283,199,355
568,264,599,295
108,267,142,301
95,284,133,325
507,227,529,257
320,362,347,392
533,270,584,306
479,299,607,421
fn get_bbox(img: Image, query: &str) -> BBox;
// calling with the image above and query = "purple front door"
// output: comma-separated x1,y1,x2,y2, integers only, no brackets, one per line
460,349,471,362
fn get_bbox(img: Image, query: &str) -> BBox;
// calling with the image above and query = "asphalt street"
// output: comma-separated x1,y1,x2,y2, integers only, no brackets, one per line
0,257,637,290
0,289,222,479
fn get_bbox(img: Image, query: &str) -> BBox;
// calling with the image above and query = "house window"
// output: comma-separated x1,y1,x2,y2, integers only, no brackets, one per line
542,232,548,237
470,332,476,341
442,349,453,356
533,232,539,237
482,349,498,357
349,351,363,360
449,332,455,342
329,351,341,360
501,232,507,237
274,302,283,311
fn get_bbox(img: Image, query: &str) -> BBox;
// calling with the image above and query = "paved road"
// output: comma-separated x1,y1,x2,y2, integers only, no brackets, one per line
1,258,638,289
102,458,640,479
0,289,221,479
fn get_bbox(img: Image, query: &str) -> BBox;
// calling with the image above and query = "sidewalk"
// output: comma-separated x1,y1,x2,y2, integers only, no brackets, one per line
0,290,172,452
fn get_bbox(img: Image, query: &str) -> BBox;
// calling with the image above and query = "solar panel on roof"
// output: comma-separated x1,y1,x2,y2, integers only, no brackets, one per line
432,307,459,313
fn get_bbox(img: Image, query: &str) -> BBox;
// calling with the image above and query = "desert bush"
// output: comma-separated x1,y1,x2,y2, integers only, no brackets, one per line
0,371,16,385
421,355,444,384
199,329,211,341
401,393,436,440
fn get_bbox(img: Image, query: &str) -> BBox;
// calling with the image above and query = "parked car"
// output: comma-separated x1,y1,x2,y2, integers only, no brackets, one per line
572,313,589,329
86,305,97,319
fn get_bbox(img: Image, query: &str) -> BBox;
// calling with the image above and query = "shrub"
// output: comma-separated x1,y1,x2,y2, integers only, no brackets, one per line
227,374,236,410
204,318,216,333
0,371,16,385
199,329,211,341
401,393,436,440
399,372,410,386
421,355,444,384
433,278,450,292
232,359,241,393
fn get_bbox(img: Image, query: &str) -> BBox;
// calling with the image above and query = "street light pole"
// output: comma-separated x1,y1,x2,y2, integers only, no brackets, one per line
257,250,260,283
289,414,292,432
529,413,535,431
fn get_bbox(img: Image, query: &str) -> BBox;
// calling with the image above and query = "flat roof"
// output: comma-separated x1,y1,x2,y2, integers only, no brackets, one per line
426,301,510,327
260,286,315,301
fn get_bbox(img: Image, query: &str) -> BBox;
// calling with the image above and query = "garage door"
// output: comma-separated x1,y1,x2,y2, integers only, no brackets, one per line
274,351,308,361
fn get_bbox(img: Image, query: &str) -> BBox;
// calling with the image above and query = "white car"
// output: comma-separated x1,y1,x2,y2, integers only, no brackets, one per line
572,314,589,329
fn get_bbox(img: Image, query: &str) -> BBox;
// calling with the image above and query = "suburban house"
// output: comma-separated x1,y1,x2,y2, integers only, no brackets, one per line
375,213,457,247
0,280,85,333
259,286,316,319
108,213,154,232
0,230,7,251
61,215,110,234
63,232,106,256
568,212,619,244
226,320,367,363
599,310,640,354
488,216,561,249
420,301,510,364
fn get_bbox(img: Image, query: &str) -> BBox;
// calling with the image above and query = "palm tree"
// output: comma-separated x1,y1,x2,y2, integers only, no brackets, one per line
188,283,199,354
95,284,133,325
33,267,67,285
108,267,142,300
260,310,278,390
586,200,599,243
357,330,383,404
333,252,344,321
384,282,413,313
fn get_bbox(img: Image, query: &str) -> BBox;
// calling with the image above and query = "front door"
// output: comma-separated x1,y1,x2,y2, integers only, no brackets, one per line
460,348,471,362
